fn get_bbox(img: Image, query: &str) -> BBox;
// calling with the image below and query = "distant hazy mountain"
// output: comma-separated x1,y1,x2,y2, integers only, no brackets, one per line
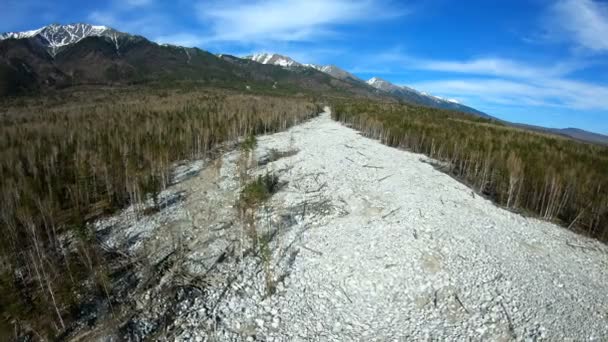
513,123,608,146
557,128,608,145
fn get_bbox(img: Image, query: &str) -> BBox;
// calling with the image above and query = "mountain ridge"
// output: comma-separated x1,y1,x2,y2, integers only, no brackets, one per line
0,23,129,56
246,53,493,119
365,76,492,119
0,25,388,100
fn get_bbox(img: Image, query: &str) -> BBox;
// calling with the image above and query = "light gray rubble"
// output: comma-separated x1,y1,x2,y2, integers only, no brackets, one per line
90,108,608,341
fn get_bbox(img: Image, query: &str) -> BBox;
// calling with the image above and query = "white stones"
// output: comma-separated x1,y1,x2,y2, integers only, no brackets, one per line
271,317,280,329
95,110,608,341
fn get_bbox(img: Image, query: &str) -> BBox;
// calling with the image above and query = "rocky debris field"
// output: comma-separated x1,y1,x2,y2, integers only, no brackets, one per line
87,108,608,341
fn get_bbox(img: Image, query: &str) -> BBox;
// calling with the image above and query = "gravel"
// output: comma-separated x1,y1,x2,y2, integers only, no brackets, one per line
216,108,608,341
92,108,608,341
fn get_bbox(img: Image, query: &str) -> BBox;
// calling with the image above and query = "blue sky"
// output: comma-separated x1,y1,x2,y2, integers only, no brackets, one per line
2,0,608,134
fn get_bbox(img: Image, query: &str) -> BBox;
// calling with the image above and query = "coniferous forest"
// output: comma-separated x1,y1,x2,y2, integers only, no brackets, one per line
332,100,608,241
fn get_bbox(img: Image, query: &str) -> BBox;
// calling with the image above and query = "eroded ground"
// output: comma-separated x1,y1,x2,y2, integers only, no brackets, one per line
83,109,608,341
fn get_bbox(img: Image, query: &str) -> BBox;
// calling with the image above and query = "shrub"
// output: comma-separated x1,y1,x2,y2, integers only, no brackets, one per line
240,173,280,209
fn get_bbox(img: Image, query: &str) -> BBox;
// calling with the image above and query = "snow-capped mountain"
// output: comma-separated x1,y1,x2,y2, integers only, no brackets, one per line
248,53,301,67
305,64,361,82
247,53,360,82
0,23,127,56
367,77,491,118
367,77,403,92
245,53,489,117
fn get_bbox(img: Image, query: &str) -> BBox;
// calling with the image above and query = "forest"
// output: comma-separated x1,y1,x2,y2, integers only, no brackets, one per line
0,85,320,337
3,85,608,338
332,99,608,242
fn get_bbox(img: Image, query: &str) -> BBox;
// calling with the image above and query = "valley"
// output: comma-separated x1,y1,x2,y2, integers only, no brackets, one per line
1,22,608,341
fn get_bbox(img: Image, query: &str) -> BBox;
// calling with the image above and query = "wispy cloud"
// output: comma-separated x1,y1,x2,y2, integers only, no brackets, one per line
410,77,608,110
390,1,608,115
196,0,405,43
359,51,608,112
155,33,205,47
87,8,168,37
544,0,608,52
415,58,580,80
374,50,582,80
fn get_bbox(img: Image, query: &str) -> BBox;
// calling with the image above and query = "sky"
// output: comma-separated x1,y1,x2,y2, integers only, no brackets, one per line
2,0,608,134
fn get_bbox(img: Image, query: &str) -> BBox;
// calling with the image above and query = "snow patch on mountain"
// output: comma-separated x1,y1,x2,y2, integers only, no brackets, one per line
367,77,401,91
249,53,301,67
247,53,360,81
0,23,122,56
306,63,361,81
369,77,466,107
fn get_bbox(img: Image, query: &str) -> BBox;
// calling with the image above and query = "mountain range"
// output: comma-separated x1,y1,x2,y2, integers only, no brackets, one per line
245,53,491,118
1,23,606,145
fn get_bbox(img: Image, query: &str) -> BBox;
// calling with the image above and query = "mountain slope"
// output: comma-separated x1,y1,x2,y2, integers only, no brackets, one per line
0,33,241,92
558,128,608,145
0,25,389,99
247,53,301,67
246,53,492,119
246,53,361,82
304,64,361,82
513,122,608,146
367,77,493,118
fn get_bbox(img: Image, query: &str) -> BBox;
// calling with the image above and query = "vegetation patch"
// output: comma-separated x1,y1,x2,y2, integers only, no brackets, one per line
240,134,257,152
239,173,281,209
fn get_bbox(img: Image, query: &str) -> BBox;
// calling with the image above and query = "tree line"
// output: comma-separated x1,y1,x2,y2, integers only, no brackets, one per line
0,86,320,337
332,100,608,241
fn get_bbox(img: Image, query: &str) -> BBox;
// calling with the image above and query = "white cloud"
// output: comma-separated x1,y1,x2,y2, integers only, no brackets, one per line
374,51,582,80
545,0,608,52
197,0,404,43
410,76,608,111
361,50,608,112
88,10,119,27
155,33,205,47
416,58,579,80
